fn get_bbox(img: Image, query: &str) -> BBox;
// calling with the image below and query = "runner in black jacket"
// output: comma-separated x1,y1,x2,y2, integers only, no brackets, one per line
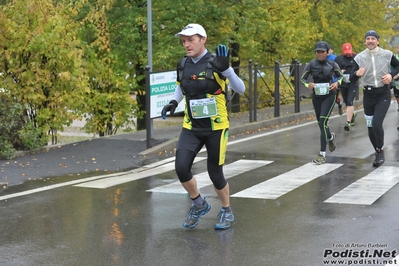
300,41,344,164
162,23,245,230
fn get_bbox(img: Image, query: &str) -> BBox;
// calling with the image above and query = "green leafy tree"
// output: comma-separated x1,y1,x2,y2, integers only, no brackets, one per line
77,0,140,136
306,0,396,60
1,0,140,142
0,0,89,144
104,0,151,130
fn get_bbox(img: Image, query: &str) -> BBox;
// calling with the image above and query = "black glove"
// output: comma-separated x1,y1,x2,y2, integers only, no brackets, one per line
209,44,230,72
161,100,178,119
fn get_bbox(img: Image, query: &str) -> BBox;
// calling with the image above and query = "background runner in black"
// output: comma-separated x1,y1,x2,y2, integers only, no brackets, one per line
334,42,359,131
300,41,344,165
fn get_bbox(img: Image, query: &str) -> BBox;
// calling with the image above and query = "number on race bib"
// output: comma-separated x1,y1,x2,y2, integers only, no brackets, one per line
314,83,330,95
189,98,218,119
203,105,209,115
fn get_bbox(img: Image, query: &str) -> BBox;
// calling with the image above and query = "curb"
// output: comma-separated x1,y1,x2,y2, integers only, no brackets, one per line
139,137,179,156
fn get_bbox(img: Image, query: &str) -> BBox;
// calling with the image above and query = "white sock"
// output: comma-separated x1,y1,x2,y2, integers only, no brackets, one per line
320,151,326,157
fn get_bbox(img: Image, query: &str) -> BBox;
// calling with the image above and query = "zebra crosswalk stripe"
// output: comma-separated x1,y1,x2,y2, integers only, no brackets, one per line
147,159,273,194
231,163,343,199
324,166,399,205
74,157,207,189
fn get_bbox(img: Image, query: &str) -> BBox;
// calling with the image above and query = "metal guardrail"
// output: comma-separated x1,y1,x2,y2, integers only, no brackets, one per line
227,59,360,123
227,59,308,123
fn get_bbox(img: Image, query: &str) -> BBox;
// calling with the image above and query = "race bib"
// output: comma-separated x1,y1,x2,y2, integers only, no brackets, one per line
314,83,330,95
189,98,218,119
343,74,350,83
365,115,373,128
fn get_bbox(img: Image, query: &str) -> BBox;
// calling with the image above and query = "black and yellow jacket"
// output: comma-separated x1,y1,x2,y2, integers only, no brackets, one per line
176,51,229,131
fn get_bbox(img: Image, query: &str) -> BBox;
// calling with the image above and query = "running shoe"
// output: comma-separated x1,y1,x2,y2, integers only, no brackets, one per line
350,113,357,126
312,154,326,165
344,122,351,131
183,199,211,229
215,208,234,230
328,132,336,152
372,149,385,167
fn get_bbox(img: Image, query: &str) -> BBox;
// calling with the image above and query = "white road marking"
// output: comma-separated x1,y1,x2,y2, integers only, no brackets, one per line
231,163,343,199
147,159,273,194
74,157,207,189
139,156,177,168
0,175,110,201
324,166,399,205
0,157,199,201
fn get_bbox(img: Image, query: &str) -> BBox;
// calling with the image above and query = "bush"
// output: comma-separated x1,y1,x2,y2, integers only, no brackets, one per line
0,137,15,160
18,122,48,150
0,94,47,159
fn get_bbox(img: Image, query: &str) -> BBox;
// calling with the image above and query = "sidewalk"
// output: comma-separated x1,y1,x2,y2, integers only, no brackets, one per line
0,99,358,187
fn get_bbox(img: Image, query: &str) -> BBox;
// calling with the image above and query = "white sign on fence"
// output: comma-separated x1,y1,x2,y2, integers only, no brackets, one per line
149,71,184,119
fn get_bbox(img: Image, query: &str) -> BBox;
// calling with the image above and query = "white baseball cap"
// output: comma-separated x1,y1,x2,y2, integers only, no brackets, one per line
175,23,207,38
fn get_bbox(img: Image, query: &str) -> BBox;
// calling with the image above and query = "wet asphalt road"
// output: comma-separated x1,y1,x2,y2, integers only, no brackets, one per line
0,103,399,266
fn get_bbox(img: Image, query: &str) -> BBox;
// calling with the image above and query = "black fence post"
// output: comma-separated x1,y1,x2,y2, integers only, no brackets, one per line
254,63,258,122
145,65,152,149
274,61,280,117
248,59,253,122
294,59,300,113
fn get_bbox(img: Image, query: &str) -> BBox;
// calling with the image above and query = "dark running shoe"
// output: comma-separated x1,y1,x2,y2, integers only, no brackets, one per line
183,199,211,229
372,149,385,167
215,208,235,230
344,122,351,131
